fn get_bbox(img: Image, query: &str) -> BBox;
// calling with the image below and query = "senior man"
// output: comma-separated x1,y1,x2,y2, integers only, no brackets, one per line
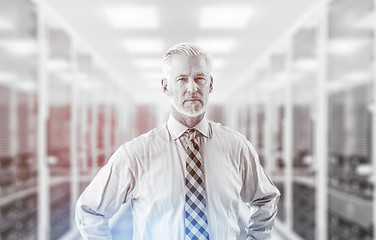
76,42,280,240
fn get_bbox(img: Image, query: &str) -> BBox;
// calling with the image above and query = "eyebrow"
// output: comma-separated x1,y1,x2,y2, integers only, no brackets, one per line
176,74,189,78
195,73,206,76
175,72,207,78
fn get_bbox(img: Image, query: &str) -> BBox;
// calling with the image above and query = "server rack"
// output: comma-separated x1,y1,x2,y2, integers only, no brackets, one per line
0,0,135,239
229,0,376,239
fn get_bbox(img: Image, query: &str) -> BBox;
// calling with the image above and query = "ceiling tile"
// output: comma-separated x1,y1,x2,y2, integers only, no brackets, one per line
200,5,254,30
103,5,159,30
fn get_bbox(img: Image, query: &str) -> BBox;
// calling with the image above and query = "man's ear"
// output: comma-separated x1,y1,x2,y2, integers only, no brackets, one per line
161,78,170,96
209,75,213,93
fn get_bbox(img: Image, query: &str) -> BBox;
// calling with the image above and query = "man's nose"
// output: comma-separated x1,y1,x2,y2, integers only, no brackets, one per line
187,78,198,93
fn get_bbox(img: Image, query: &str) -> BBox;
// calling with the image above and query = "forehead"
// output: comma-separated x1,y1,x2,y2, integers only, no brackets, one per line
169,54,208,73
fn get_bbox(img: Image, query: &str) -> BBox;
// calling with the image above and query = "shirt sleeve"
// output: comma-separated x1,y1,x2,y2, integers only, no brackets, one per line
240,139,280,240
75,144,136,240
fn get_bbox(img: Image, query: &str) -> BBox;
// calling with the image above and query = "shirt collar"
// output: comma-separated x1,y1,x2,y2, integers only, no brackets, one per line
167,114,209,140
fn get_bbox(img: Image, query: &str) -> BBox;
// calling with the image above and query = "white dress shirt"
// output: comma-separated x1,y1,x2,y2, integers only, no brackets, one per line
75,115,280,240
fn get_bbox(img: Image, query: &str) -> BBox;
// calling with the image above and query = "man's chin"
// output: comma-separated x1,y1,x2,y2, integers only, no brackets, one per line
171,99,206,117
180,106,205,117
184,101,204,110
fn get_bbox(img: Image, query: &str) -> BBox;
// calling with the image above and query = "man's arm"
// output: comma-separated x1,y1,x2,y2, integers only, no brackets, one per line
240,140,280,240
75,145,135,240
75,203,112,239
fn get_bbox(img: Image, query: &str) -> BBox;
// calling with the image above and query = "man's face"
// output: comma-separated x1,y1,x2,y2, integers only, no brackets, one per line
162,54,213,117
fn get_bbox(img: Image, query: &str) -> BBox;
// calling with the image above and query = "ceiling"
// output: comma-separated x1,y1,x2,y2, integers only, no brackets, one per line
39,0,319,105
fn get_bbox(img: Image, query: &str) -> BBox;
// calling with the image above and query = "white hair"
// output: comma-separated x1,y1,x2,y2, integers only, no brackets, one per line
161,42,212,78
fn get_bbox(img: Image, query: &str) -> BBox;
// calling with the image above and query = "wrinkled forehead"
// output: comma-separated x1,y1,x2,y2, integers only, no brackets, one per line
169,54,209,72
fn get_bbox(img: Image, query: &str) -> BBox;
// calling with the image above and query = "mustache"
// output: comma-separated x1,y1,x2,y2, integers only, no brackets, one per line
185,93,201,99
184,94,202,102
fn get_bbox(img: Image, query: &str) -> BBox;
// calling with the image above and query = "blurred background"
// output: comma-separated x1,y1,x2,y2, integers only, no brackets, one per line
0,0,375,239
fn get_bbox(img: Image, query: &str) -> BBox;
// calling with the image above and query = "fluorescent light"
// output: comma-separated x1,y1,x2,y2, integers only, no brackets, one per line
0,71,18,82
260,79,287,90
200,5,254,30
274,71,304,82
328,72,372,92
79,79,102,90
343,71,371,81
212,57,226,70
16,80,36,93
293,58,317,71
0,39,37,56
353,14,374,30
0,71,18,87
0,16,14,31
273,72,289,81
134,57,162,69
122,38,163,54
146,80,162,88
196,38,236,54
142,71,163,81
103,6,159,30
57,70,89,84
328,38,367,55
0,73,36,92
48,58,71,71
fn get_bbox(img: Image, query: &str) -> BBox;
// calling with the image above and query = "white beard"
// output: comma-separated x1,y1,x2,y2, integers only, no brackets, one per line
170,97,206,117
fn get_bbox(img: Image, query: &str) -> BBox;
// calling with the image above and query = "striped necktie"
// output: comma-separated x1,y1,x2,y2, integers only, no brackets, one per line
183,128,210,240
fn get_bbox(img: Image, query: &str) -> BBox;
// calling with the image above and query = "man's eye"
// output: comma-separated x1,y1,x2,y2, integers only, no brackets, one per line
195,77,206,82
177,78,187,82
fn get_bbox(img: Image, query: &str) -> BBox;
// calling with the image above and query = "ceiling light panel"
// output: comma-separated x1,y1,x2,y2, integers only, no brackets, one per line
196,38,237,54
212,57,226,69
142,71,163,80
147,81,162,88
122,38,163,54
17,80,36,93
200,5,254,30
134,57,162,69
353,14,374,30
48,58,71,71
103,5,159,30
0,16,14,31
0,71,18,82
0,39,37,56
293,58,317,71
328,38,368,55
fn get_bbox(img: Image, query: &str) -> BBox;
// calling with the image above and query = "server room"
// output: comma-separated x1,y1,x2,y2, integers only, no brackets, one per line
0,0,375,239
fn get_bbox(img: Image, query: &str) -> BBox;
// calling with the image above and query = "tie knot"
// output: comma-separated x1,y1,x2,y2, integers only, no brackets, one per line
186,128,197,141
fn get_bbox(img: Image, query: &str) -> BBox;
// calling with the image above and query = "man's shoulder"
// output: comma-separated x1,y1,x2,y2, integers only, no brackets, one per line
208,120,258,160
208,120,248,143
122,123,169,150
